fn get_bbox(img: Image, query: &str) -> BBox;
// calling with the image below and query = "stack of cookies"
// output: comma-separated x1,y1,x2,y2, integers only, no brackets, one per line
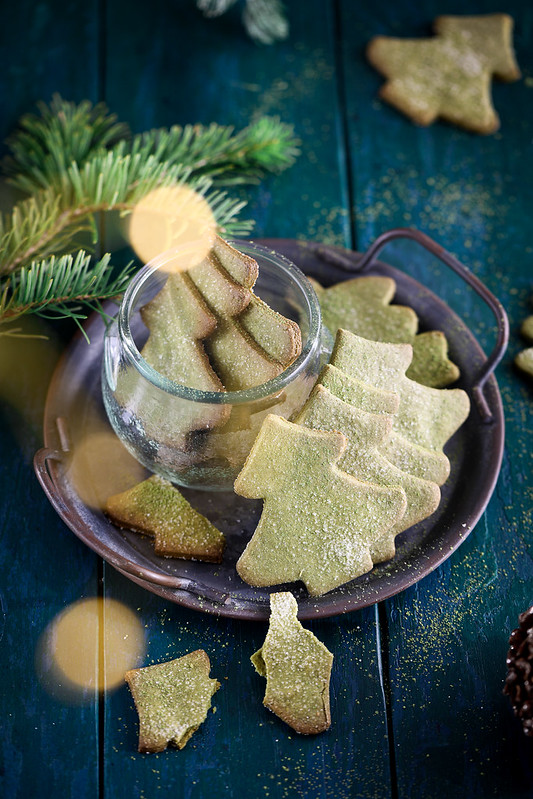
235,328,470,595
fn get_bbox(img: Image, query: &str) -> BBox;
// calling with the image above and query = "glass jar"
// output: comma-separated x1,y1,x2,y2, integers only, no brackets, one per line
102,240,327,490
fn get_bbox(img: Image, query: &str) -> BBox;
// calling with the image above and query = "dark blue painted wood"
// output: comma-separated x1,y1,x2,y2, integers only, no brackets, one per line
339,0,533,796
0,2,102,797
101,2,391,797
2,0,533,796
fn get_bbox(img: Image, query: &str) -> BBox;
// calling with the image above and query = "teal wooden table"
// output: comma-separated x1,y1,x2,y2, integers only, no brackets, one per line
1,1,533,797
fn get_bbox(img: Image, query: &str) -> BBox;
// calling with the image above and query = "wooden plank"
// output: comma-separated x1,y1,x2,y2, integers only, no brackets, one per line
103,0,351,245
104,574,392,799
100,1,392,797
339,0,533,795
0,2,102,796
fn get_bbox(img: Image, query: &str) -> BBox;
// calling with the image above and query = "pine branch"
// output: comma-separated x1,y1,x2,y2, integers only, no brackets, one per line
243,0,288,45
0,158,251,275
4,94,129,194
197,0,289,45
0,251,134,331
0,96,299,328
113,117,299,185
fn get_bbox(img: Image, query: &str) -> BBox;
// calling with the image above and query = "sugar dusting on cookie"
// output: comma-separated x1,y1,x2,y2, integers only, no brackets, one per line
251,592,333,734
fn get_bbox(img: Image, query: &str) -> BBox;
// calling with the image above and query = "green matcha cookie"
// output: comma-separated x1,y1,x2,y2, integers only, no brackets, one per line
367,13,520,134
188,236,302,390
142,235,302,393
314,276,460,388
316,275,418,343
296,385,441,563
125,650,220,753
235,415,406,596
408,331,460,389
520,316,533,344
320,362,451,485
139,268,230,439
331,330,470,456
105,475,225,562
141,269,221,392
252,592,333,734
515,348,533,380
319,364,400,416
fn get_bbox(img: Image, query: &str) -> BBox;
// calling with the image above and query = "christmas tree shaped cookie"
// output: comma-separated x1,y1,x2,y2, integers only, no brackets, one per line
141,270,221,391
367,13,520,133
251,592,334,734
140,268,230,436
331,330,470,456
315,275,418,343
188,236,302,390
319,363,400,416
142,235,302,393
125,650,220,753
105,475,225,562
321,364,451,486
296,384,441,563
235,415,406,596
313,276,460,388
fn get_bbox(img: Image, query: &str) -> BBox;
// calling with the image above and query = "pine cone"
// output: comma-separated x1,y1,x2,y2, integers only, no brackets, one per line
503,605,533,736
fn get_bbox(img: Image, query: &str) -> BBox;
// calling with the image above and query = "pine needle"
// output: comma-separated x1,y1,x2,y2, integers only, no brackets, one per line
197,0,289,45
0,96,299,327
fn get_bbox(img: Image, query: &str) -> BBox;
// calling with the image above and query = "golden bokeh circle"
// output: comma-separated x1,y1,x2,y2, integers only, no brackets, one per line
51,598,146,691
128,184,216,270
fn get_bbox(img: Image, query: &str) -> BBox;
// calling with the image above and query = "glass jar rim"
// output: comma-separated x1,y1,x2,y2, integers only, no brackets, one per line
117,239,322,405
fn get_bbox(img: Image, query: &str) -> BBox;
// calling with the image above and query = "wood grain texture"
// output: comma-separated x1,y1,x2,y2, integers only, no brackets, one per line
0,2,102,797
2,0,533,796
100,2,391,797
339,0,533,796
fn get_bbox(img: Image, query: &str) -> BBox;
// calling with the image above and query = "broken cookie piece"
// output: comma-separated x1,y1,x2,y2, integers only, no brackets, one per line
105,475,225,562
252,592,333,734
125,650,220,753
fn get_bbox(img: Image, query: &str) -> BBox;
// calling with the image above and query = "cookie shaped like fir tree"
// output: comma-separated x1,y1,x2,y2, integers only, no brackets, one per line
320,363,451,487
142,236,302,393
313,276,460,388
296,384,440,563
125,650,220,753
367,13,520,134
235,415,407,596
330,330,470,457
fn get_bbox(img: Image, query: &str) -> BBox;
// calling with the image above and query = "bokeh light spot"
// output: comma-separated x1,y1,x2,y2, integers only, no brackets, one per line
65,428,146,509
37,598,146,700
127,184,216,269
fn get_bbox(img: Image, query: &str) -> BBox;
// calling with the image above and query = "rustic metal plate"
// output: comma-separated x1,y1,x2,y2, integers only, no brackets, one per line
34,235,506,620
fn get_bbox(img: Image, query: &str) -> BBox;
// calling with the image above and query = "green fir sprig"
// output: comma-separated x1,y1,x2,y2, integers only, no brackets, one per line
196,0,288,45
0,95,299,335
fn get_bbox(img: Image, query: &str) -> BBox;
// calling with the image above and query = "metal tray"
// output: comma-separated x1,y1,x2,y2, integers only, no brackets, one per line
34,230,507,620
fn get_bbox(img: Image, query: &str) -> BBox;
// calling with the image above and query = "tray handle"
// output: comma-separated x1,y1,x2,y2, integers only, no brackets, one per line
33,446,231,607
314,228,509,423
34,448,69,513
